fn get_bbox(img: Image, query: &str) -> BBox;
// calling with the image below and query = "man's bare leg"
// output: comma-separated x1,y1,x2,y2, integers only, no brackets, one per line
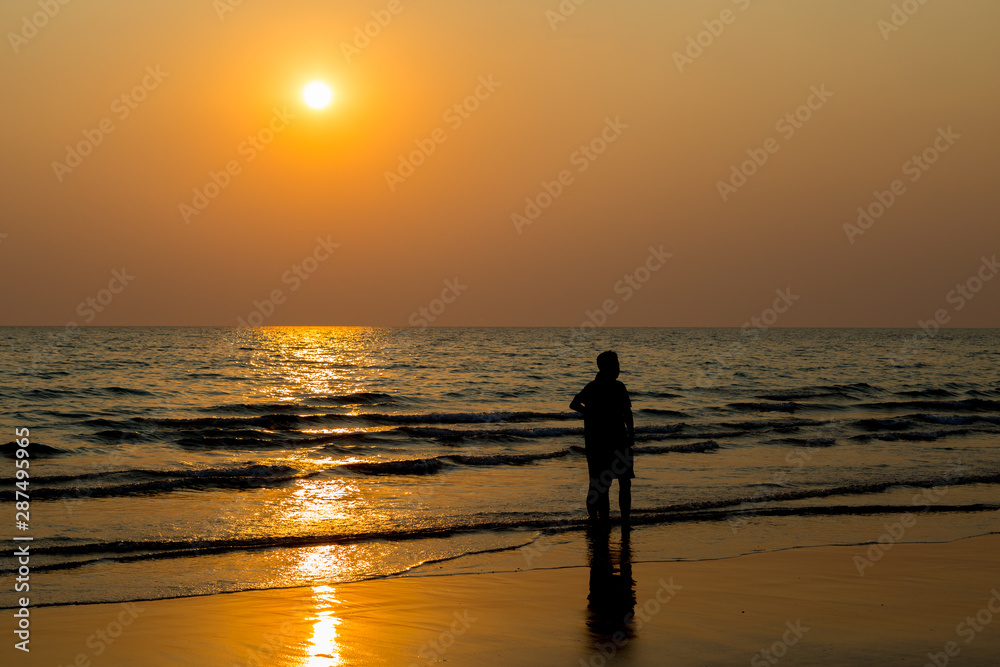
619,477,631,526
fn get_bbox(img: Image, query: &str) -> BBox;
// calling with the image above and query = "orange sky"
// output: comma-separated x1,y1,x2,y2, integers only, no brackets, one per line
2,0,998,326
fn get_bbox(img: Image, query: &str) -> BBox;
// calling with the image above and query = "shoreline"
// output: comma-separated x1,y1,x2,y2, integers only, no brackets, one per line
11,523,996,612
8,532,1000,665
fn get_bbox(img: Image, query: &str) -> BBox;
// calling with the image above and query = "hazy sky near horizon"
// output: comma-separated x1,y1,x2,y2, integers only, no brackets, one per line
2,0,998,327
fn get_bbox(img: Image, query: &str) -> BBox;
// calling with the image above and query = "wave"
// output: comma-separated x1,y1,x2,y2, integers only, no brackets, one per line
122,418,825,450
98,386,155,396
851,430,970,443
638,408,688,417
374,411,577,425
895,388,958,398
205,393,399,413
858,399,1000,412
92,429,167,442
968,388,1000,398
756,382,878,401
852,415,996,436
632,390,685,399
23,501,999,581
720,418,824,431
339,441,721,477
396,423,689,443
86,410,578,433
853,418,915,431
175,435,304,449
26,385,156,398
912,414,975,426
339,449,576,476
634,440,719,454
1,441,68,458
448,450,574,466
637,430,749,442
39,410,93,419
910,413,1000,426
638,472,1000,515
21,471,1000,573
306,391,396,404
729,402,798,412
768,437,837,447
1,463,310,501
22,388,79,398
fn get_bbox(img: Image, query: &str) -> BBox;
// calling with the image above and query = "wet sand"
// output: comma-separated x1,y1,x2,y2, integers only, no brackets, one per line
10,533,1000,666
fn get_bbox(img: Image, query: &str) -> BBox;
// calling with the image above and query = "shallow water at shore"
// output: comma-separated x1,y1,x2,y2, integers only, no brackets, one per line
2,326,998,607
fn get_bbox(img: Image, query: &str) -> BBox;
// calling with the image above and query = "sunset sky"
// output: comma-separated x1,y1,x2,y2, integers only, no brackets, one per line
2,0,998,327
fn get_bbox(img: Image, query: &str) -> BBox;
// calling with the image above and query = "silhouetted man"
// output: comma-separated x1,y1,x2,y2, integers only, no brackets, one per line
570,350,635,524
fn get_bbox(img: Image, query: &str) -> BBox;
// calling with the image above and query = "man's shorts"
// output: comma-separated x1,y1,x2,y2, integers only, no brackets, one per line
587,446,635,481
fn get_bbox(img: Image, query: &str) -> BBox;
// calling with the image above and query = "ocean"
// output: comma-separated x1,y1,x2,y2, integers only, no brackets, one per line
2,327,999,608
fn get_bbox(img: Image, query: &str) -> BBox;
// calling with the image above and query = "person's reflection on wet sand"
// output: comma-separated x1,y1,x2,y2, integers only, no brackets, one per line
584,524,636,659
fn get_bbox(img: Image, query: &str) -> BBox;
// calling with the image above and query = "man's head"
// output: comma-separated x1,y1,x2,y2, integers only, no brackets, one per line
596,350,620,378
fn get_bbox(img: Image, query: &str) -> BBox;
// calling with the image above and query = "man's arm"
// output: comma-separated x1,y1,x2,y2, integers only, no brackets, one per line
570,391,586,413
625,405,634,445
623,385,634,445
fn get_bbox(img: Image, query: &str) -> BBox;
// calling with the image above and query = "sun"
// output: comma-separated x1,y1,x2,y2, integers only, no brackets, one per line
303,81,334,110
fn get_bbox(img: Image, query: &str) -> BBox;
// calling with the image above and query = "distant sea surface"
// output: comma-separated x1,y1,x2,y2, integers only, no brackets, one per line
2,327,999,607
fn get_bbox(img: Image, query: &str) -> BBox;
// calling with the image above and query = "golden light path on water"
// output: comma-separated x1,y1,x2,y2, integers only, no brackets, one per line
305,585,342,666
231,327,443,664
243,327,388,402
282,487,352,665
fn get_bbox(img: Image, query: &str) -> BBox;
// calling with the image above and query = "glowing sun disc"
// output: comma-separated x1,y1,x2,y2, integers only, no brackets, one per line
303,81,333,109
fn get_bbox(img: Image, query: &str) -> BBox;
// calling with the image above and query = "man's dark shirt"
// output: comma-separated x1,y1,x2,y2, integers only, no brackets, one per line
574,375,631,457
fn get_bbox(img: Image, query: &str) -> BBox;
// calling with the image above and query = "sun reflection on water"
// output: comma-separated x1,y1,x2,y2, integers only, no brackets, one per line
305,585,341,666
238,327,390,402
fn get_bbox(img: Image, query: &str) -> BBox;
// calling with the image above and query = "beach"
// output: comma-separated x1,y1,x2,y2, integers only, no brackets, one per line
12,533,1000,666
5,0,998,662
3,327,999,665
